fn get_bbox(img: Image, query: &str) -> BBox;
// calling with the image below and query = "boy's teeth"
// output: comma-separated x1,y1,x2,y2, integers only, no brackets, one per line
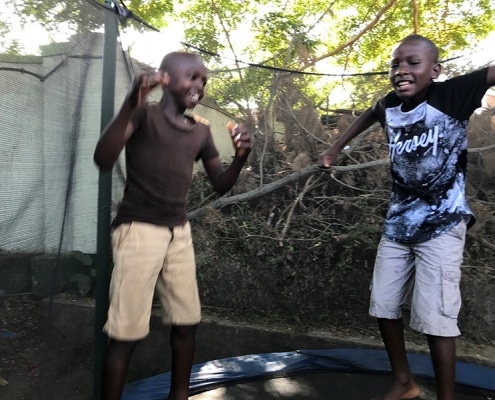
190,93,199,101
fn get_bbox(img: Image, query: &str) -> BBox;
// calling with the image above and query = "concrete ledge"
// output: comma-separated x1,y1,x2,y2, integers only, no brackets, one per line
42,293,495,384
41,294,382,382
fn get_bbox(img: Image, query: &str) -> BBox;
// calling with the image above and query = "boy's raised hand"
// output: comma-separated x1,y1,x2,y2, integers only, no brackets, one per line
227,122,252,160
317,147,340,169
126,71,169,107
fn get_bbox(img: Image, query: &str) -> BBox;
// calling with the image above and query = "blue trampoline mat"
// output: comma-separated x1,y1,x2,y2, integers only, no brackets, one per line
122,349,495,399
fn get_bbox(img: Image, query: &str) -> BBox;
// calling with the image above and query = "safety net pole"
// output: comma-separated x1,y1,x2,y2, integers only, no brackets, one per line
94,0,118,398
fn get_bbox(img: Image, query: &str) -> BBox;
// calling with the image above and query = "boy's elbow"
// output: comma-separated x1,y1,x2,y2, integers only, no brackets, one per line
215,186,230,196
93,153,113,170
212,180,229,196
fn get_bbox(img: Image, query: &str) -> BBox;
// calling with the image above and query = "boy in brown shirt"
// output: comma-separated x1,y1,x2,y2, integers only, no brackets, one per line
94,51,252,400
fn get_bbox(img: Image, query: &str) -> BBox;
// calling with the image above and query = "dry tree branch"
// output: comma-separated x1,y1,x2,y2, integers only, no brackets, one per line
262,1,338,69
259,32,302,185
330,173,369,192
259,74,281,187
412,0,419,33
481,238,495,252
187,143,495,220
305,0,398,68
210,0,254,125
283,96,328,145
187,158,390,220
468,144,495,153
279,175,316,241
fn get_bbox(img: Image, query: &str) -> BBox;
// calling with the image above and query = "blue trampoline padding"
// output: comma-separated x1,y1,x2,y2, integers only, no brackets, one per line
122,349,495,399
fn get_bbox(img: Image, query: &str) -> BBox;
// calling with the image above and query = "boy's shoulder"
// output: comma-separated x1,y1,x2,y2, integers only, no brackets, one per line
140,103,211,128
441,67,488,85
192,114,211,127
373,67,490,124
184,111,211,127
379,67,489,106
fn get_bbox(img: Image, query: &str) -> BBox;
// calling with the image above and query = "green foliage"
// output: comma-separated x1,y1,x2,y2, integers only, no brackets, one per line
124,0,173,28
177,0,495,117
6,0,494,110
252,11,321,61
180,0,255,63
13,0,104,32
7,0,174,38
328,0,495,71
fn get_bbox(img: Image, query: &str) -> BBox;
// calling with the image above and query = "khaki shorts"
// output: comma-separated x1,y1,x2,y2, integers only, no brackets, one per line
103,221,201,341
369,221,466,337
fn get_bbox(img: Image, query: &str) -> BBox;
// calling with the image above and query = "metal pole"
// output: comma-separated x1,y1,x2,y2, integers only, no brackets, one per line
94,0,118,398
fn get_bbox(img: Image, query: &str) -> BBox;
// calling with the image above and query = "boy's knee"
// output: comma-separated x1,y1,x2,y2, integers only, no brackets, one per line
106,339,140,363
171,324,198,338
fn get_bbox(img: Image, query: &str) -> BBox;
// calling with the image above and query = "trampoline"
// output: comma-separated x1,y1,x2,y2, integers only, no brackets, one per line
122,348,495,399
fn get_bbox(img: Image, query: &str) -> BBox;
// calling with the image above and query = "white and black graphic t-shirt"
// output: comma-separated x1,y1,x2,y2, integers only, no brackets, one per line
373,68,490,244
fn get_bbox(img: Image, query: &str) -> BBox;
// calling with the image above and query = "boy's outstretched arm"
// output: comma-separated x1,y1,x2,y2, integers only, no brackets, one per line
318,107,378,169
94,72,164,169
203,123,252,195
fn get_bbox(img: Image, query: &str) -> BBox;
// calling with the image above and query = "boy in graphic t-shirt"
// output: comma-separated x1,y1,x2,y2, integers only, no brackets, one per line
318,35,495,400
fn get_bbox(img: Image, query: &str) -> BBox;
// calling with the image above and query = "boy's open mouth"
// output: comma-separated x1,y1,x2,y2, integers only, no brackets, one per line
396,80,413,88
186,92,200,106
189,92,200,101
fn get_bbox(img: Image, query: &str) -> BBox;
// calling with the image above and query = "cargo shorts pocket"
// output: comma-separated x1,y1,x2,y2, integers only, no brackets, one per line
112,222,135,251
441,270,462,318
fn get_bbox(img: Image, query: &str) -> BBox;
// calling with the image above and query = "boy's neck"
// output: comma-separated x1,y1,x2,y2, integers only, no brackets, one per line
160,100,195,131
401,84,431,112
159,94,186,114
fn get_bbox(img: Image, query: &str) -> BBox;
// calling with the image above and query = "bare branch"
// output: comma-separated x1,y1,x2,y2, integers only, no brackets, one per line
187,143,495,220
412,0,419,33
187,158,390,220
481,238,495,252
210,0,254,124
304,0,398,68
283,96,328,145
468,144,495,153
280,175,316,240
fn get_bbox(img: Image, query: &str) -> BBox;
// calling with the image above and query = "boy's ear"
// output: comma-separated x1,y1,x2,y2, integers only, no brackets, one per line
163,72,170,86
431,63,442,79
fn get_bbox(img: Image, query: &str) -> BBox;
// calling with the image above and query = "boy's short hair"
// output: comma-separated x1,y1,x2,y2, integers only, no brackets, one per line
159,51,202,72
399,34,439,63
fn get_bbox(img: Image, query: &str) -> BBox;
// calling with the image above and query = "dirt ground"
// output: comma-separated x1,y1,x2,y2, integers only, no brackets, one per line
1,294,494,400
0,295,94,400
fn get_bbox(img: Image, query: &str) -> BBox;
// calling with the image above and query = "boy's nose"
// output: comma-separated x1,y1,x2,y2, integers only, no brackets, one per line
192,80,204,91
396,63,409,75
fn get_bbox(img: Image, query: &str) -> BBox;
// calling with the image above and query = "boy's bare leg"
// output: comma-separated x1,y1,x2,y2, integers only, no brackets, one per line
167,324,198,400
426,335,455,400
375,318,420,400
101,339,139,400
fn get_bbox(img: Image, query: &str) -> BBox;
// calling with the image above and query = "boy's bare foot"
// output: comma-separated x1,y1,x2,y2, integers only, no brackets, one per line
372,380,421,400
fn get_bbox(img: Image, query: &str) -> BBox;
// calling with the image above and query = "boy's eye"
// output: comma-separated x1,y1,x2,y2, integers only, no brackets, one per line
191,73,207,84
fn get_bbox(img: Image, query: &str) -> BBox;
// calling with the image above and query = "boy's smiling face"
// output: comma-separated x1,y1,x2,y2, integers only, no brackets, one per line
389,39,441,109
165,54,208,110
